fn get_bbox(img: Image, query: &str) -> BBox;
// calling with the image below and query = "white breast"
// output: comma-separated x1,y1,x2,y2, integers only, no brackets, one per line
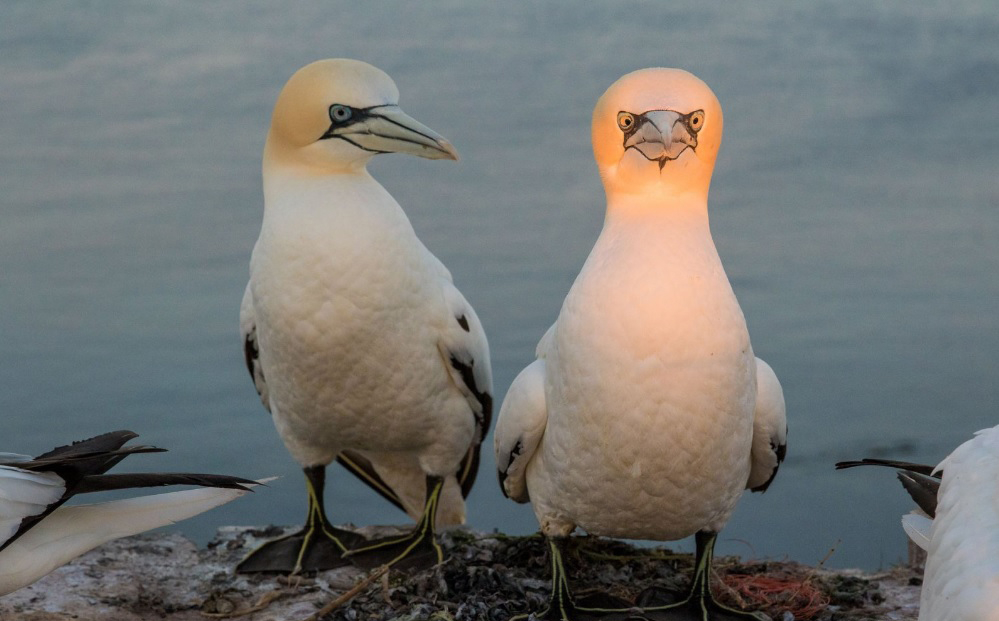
248,170,473,468
527,207,755,541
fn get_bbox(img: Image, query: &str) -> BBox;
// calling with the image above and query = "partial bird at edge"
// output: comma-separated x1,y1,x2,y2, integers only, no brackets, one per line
0,430,265,596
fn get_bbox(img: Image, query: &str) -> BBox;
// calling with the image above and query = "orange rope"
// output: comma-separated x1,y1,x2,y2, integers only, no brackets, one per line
720,573,830,620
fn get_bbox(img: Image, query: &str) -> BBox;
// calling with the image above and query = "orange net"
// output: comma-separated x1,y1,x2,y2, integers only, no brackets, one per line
720,573,830,620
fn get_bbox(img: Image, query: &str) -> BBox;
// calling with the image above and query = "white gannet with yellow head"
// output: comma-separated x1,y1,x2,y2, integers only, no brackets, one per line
238,59,492,574
494,68,786,620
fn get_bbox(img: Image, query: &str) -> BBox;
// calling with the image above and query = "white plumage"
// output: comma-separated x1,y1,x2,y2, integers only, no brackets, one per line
239,59,492,573
495,68,785,619
0,485,254,596
911,427,999,621
0,466,63,546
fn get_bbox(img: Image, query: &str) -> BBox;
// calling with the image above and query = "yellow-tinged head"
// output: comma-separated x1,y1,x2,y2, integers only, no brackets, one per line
265,59,458,174
592,68,723,200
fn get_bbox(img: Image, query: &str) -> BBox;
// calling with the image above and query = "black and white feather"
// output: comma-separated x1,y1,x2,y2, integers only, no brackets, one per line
837,426,999,618
0,431,260,596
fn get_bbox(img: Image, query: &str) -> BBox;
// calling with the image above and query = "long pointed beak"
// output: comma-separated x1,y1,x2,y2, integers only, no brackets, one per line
333,105,458,161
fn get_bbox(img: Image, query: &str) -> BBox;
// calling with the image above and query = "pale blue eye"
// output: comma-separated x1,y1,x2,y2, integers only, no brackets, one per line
329,104,353,123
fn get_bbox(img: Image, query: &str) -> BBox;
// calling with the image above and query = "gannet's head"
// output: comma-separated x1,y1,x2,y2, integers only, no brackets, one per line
265,59,458,174
592,68,722,199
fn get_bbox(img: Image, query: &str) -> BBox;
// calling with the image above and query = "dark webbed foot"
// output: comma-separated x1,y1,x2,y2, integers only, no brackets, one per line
236,524,363,573
629,533,770,621
237,465,365,574
632,587,768,620
509,537,640,621
344,475,445,572
343,523,443,572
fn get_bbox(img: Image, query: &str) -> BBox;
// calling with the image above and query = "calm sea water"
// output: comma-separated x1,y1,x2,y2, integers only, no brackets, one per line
1,2,997,571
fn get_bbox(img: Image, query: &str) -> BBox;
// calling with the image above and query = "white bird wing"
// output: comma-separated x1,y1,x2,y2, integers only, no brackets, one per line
240,282,269,412
901,510,933,551
337,274,494,526
0,482,260,596
746,357,787,492
0,466,65,547
495,358,548,504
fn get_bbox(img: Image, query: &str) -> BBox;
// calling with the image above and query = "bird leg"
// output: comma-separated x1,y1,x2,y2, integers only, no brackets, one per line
631,531,769,621
236,465,364,574
343,474,446,572
510,537,635,621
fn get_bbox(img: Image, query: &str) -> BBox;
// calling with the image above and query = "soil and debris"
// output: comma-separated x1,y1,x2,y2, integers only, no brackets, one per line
0,526,921,621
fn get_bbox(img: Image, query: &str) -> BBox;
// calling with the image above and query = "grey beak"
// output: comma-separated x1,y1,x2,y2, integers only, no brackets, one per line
326,105,458,161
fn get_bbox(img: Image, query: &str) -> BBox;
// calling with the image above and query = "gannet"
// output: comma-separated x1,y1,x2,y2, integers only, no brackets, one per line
837,426,999,621
238,59,492,574
0,430,259,596
494,68,787,621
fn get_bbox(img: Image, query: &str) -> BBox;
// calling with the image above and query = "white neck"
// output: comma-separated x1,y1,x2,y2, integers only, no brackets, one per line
604,190,709,229
255,162,419,283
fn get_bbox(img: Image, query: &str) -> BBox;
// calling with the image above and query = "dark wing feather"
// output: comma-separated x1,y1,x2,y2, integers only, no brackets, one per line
74,472,256,494
897,471,940,518
750,438,786,493
335,451,406,512
1,431,157,552
243,324,269,411
240,285,270,412
834,457,938,476
0,431,254,553
835,456,941,518
447,356,493,498
6,431,163,483
30,430,137,461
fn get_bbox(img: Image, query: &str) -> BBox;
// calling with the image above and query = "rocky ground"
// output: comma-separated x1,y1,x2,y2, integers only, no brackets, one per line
0,526,921,621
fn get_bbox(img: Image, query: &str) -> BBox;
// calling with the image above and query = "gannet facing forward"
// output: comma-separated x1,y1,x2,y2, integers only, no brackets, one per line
238,59,492,574
494,68,786,621
837,426,999,621
0,430,259,596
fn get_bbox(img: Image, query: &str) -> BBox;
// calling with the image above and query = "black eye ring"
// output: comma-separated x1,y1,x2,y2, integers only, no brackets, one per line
617,111,636,131
329,104,353,124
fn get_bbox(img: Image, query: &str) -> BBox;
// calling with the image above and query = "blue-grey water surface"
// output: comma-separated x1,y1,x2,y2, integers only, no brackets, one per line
1,2,997,570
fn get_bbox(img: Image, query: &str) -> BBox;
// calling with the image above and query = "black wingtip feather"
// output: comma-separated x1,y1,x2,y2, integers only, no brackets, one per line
834,458,938,477
75,472,257,494
32,430,138,461
896,471,940,518
750,439,787,494
0,431,256,554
